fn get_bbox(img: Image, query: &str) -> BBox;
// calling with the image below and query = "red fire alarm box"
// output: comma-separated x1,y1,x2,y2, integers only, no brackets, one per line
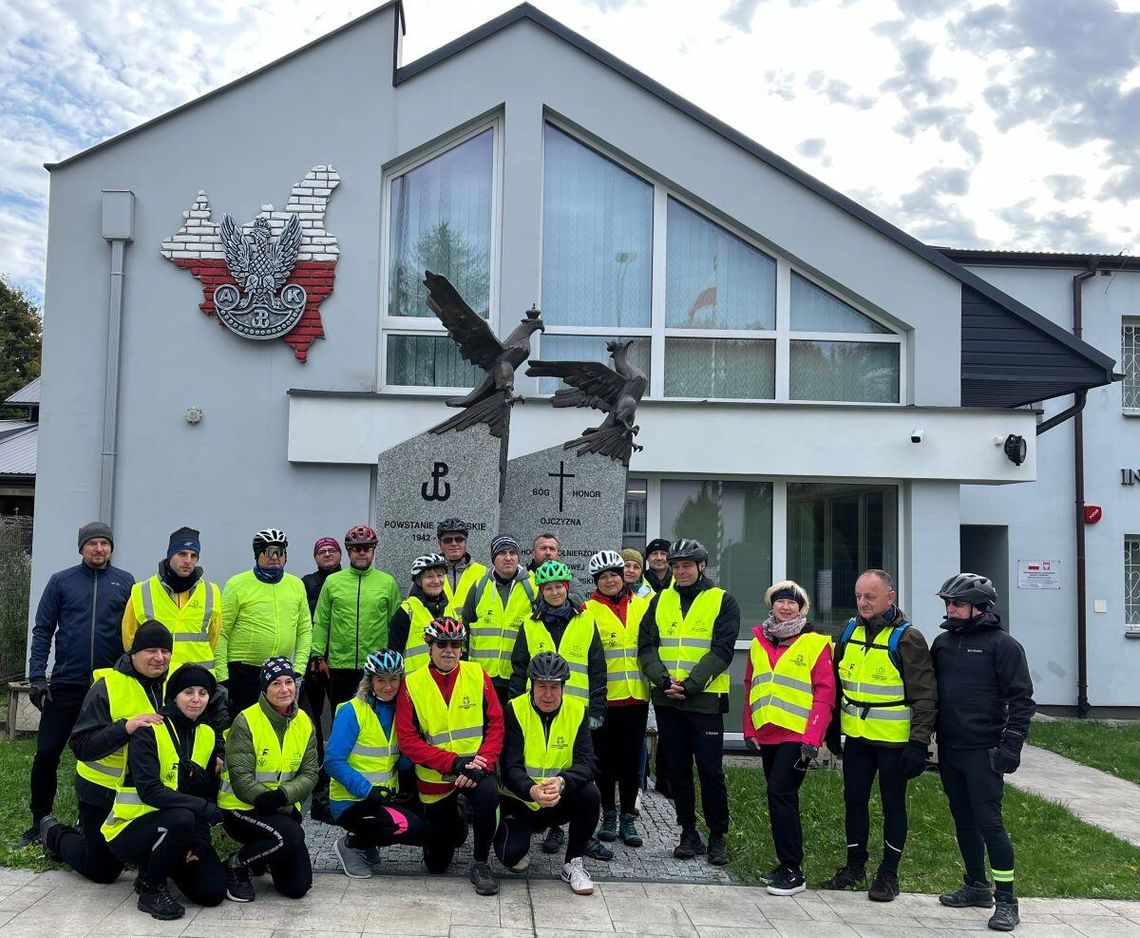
1084,505,1103,524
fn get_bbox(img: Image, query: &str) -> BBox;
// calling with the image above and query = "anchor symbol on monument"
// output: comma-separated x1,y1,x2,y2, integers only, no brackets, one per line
548,460,576,513
421,461,452,502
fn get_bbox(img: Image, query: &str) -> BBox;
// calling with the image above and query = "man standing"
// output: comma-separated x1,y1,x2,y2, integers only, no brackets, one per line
933,574,1035,933
822,569,937,902
527,533,560,577
312,524,401,709
301,536,342,765
637,538,737,867
216,529,311,717
642,538,673,593
22,522,134,846
122,526,221,674
436,519,486,619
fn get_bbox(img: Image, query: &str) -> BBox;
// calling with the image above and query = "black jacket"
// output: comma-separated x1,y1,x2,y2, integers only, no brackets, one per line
501,697,597,800
302,566,340,623
508,603,608,721
931,613,1035,750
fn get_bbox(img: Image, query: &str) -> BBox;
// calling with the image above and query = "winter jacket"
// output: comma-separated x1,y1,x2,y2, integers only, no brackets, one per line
312,565,401,671
501,697,598,801
744,624,836,748
215,570,312,681
29,562,134,686
224,695,319,810
931,613,1036,750
302,566,340,621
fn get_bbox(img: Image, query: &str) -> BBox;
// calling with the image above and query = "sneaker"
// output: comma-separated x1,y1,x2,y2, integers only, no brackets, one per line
469,860,499,896
940,878,995,909
868,868,900,902
507,853,530,873
766,867,807,897
335,834,373,879
619,813,642,847
706,832,729,866
597,809,618,842
561,856,595,895
758,866,783,885
137,883,185,921
584,836,614,861
673,827,706,859
38,816,62,860
225,855,256,902
541,825,566,854
15,825,40,849
819,865,866,890
988,899,1019,932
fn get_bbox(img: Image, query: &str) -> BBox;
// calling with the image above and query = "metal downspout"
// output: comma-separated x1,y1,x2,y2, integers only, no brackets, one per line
1072,262,1097,717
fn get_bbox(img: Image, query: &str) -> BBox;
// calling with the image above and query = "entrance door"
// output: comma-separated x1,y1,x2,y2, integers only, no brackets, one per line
959,525,1009,627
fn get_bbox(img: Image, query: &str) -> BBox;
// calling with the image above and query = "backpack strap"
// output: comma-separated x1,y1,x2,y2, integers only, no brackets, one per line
887,622,912,676
836,618,858,662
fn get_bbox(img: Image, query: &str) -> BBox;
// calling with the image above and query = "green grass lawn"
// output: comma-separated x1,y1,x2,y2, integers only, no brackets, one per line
1028,720,1140,786
724,763,1140,899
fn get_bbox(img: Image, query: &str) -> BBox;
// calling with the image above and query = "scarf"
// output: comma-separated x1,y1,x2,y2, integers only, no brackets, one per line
159,559,202,594
254,565,285,584
763,612,808,642
536,598,575,629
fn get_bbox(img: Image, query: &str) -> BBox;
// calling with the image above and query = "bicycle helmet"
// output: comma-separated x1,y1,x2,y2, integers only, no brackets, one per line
253,528,288,555
423,616,468,644
344,524,378,548
588,549,625,579
667,538,708,564
410,553,448,579
436,518,470,537
937,572,997,609
533,559,573,585
364,648,405,677
527,651,571,684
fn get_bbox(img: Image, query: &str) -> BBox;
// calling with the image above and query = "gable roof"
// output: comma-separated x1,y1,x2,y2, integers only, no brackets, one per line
5,376,40,406
0,425,36,478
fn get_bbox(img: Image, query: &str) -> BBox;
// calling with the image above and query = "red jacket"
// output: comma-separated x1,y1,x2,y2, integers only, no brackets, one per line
743,625,835,749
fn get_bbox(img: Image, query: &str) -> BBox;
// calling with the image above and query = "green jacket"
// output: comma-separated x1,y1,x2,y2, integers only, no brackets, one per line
312,565,401,671
224,695,319,810
216,570,312,682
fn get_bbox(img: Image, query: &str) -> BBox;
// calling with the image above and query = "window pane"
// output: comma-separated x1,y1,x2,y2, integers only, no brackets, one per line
534,334,651,396
666,198,775,330
623,478,647,553
1123,321,1140,410
789,340,899,403
542,125,652,327
787,482,898,636
386,335,479,388
388,130,493,318
790,272,890,334
664,338,774,399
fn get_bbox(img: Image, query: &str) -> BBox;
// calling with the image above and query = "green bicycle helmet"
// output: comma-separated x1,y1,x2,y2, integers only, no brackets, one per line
534,559,573,585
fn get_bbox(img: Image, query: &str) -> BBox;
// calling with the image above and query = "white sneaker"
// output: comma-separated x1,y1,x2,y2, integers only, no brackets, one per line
508,852,530,873
561,857,594,895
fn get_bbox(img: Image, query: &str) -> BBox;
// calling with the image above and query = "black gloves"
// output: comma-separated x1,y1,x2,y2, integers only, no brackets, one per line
451,755,486,783
29,678,51,712
795,743,819,772
898,741,928,779
366,785,393,804
252,788,289,814
200,802,225,826
989,731,1024,775
825,721,843,758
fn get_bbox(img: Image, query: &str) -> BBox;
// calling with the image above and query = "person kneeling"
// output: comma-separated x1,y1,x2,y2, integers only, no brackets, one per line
496,652,601,895
326,648,428,877
219,657,318,902
101,665,227,920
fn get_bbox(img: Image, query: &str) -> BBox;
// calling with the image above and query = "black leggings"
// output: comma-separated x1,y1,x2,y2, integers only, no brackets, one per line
108,808,225,905
29,682,87,823
223,663,263,724
495,783,601,867
223,809,312,899
301,668,329,766
760,742,808,871
337,799,429,849
842,737,908,873
592,703,649,815
421,775,499,872
327,669,362,711
57,798,126,884
938,746,1015,895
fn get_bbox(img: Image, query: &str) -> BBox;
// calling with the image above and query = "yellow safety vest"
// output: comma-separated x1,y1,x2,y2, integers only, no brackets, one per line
328,697,399,804
470,574,535,681
218,703,313,810
508,695,586,811
837,623,911,743
131,576,220,672
655,587,730,695
399,596,436,674
587,596,650,702
521,608,596,703
101,721,215,841
747,632,831,734
76,668,161,789
404,661,485,803
444,563,487,620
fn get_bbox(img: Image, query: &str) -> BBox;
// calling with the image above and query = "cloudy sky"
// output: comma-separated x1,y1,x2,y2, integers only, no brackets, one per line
3,0,1139,306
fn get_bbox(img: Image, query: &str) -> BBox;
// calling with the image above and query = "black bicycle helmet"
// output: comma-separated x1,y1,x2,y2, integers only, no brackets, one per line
937,572,997,609
667,538,709,564
527,651,571,684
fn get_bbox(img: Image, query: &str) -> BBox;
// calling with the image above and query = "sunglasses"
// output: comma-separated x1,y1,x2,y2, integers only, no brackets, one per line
348,544,374,553
440,535,466,545
261,547,285,559
434,640,464,649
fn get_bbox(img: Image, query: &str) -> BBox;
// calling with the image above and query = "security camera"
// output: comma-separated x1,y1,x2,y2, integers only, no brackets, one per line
910,427,925,444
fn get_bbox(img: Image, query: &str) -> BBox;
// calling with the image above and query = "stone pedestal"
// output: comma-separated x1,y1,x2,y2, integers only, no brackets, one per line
500,445,627,594
375,424,502,594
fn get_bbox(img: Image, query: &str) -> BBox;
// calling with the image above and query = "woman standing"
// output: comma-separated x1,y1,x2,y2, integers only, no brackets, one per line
744,581,835,897
101,664,226,920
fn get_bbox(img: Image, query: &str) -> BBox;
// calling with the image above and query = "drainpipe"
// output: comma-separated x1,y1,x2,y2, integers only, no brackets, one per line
1072,261,1097,718
99,190,135,524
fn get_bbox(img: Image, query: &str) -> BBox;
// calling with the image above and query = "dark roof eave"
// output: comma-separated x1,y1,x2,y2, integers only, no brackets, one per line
938,247,1140,270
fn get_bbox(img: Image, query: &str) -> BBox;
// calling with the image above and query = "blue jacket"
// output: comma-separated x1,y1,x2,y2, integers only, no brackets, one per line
29,562,135,686
324,695,409,820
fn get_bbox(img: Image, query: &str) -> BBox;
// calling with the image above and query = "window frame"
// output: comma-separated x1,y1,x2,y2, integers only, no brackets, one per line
1122,318,1140,415
1126,535,1140,635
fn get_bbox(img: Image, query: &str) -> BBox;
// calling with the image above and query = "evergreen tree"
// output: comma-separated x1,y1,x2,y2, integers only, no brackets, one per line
0,276,42,407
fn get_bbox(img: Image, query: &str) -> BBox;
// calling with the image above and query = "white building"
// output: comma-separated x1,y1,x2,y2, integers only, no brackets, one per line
30,3,1127,728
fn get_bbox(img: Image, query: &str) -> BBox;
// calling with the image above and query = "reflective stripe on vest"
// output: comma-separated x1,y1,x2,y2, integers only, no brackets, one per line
522,609,597,702
747,632,830,734
218,703,313,810
443,563,487,620
471,575,535,680
654,587,730,695
328,697,399,803
76,668,158,789
837,623,911,743
404,661,485,803
588,596,650,702
133,576,219,672
509,695,586,811
102,721,215,841
399,597,434,674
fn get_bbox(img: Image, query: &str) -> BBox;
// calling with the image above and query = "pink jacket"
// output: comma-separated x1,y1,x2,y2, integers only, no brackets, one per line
743,625,836,749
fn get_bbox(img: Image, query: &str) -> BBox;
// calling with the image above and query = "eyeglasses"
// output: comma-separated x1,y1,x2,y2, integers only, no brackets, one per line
316,547,340,556
440,535,466,545
434,640,464,649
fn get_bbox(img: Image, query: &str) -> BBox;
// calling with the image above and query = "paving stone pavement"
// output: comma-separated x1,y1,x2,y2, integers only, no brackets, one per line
2,866,1140,937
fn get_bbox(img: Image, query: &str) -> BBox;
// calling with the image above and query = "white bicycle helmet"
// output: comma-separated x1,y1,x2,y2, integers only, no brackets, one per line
588,549,625,578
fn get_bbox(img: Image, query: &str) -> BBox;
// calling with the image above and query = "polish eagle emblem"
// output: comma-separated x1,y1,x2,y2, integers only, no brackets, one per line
213,213,307,339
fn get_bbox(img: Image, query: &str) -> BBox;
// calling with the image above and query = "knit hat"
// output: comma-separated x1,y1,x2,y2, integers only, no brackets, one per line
164,663,216,703
645,538,670,558
620,548,643,567
167,526,201,560
78,521,114,552
313,536,340,556
490,534,521,558
130,620,174,654
260,656,298,692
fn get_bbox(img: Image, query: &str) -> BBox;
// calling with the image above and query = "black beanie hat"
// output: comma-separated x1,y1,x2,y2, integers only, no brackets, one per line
167,526,201,560
645,538,670,557
164,664,217,704
131,620,174,654
260,656,297,692
78,521,114,552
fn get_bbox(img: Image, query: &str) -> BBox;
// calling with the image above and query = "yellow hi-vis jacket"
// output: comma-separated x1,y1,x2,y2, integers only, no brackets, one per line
399,596,435,674
521,608,596,703
837,623,912,743
128,575,221,673
404,661,485,803
328,697,399,803
218,703,313,811
469,574,535,681
747,632,831,734
444,562,487,620
587,595,650,702
508,694,586,811
76,668,161,790
654,586,730,695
